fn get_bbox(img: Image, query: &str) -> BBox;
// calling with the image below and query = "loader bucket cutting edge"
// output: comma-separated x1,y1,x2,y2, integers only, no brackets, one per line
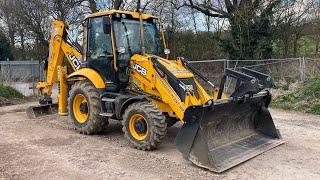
175,94,284,173
26,104,58,119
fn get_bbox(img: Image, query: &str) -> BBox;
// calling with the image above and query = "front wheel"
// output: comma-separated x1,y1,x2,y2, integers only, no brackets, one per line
122,101,167,150
69,80,107,134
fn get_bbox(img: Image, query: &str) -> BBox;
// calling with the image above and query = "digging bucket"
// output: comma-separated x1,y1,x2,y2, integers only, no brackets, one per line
175,92,284,173
26,104,58,119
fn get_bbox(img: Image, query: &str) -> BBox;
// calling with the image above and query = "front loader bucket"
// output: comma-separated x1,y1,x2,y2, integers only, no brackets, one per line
176,93,284,173
26,104,58,119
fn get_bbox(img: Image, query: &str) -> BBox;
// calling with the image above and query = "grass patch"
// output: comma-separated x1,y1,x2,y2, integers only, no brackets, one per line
0,85,24,99
309,104,320,115
301,77,320,98
272,76,320,115
270,102,305,111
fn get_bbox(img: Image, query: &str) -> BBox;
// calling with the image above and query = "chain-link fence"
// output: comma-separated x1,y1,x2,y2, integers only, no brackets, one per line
0,60,41,83
0,60,41,96
189,57,320,82
1,58,320,95
189,57,320,94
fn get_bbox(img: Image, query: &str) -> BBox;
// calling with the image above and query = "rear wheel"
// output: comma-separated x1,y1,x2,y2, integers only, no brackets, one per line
122,101,167,150
69,80,107,134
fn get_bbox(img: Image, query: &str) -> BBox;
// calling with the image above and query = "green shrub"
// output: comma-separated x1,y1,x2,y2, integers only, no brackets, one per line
309,104,320,115
302,76,320,98
278,93,301,102
270,102,304,111
0,85,23,99
272,76,320,115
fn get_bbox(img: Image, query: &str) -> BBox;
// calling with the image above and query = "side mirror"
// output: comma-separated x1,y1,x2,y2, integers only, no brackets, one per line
103,16,111,34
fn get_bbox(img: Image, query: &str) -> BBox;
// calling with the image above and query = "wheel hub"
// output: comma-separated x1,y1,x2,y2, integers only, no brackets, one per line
129,114,148,141
134,120,147,134
80,103,88,114
73,94,88,124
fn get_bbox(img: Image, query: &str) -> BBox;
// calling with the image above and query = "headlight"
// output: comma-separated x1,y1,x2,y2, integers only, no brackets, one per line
164,49,170,55
118,47,126,54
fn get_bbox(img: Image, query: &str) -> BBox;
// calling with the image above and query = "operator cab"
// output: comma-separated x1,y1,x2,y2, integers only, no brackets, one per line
83,10,166,92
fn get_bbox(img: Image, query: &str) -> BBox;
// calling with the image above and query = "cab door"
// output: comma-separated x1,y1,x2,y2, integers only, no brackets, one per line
86,16,116,83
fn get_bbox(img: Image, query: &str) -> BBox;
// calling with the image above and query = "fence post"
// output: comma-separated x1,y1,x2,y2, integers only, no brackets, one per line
39,60,42,82
31,59,35,95
299,57,303,82
302,57,306,82
224,60,230,92
8,60,11,83
227,59,230,70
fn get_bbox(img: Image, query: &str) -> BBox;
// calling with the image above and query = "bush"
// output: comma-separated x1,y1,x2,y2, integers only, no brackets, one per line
0,85,24,99
310,104,320,115
272,76,320,115
278,93,301,102
302,76,320,98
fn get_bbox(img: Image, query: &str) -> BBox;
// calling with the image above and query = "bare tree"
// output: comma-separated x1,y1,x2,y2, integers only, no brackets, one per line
273,0,313,57
182,0,280,59
0,0,17,49
307,0,320,56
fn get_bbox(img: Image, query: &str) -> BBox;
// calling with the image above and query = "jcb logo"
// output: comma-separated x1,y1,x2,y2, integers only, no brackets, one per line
69,54,81,70
133,63,147,76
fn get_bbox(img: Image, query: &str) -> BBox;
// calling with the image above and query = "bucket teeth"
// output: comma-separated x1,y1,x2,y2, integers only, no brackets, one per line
26,104,58,119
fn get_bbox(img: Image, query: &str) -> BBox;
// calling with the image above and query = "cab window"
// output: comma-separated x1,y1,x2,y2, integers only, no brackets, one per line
88,17,113,59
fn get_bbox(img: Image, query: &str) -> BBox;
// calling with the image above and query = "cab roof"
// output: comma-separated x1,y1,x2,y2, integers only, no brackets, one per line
85,9,157,20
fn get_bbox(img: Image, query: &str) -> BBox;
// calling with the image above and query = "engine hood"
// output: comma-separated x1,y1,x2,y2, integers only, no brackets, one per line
131,54,194,79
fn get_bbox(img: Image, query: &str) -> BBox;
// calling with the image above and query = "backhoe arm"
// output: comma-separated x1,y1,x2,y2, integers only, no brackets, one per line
36,21,82,103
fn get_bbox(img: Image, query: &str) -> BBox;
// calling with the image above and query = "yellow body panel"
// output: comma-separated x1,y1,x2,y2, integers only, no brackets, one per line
58,66,68,115
68,68,106,89
156,58,194,78
130,54,212,121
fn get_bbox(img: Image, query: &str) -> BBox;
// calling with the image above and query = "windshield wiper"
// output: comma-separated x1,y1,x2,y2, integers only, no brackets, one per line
121,22,133,55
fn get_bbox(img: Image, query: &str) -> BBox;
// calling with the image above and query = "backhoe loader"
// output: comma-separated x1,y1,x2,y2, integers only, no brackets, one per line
27,8,284,173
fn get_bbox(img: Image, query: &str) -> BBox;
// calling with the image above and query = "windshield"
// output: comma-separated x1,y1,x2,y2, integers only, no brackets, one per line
113,19,163,56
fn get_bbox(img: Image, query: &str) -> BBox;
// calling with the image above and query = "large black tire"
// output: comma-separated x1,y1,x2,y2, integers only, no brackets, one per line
122,101,167,150
69,80,107,134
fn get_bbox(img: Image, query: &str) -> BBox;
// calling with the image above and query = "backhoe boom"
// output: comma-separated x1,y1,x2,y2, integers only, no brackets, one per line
36,21,82,98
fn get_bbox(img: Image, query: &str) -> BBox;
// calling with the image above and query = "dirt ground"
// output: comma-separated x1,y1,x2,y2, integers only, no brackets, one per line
0,102,320,180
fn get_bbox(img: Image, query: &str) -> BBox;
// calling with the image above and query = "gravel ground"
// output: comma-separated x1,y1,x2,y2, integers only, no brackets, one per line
0,103,320,180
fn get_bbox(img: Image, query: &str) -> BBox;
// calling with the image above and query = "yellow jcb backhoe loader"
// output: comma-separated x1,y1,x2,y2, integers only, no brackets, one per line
27,8,284,173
